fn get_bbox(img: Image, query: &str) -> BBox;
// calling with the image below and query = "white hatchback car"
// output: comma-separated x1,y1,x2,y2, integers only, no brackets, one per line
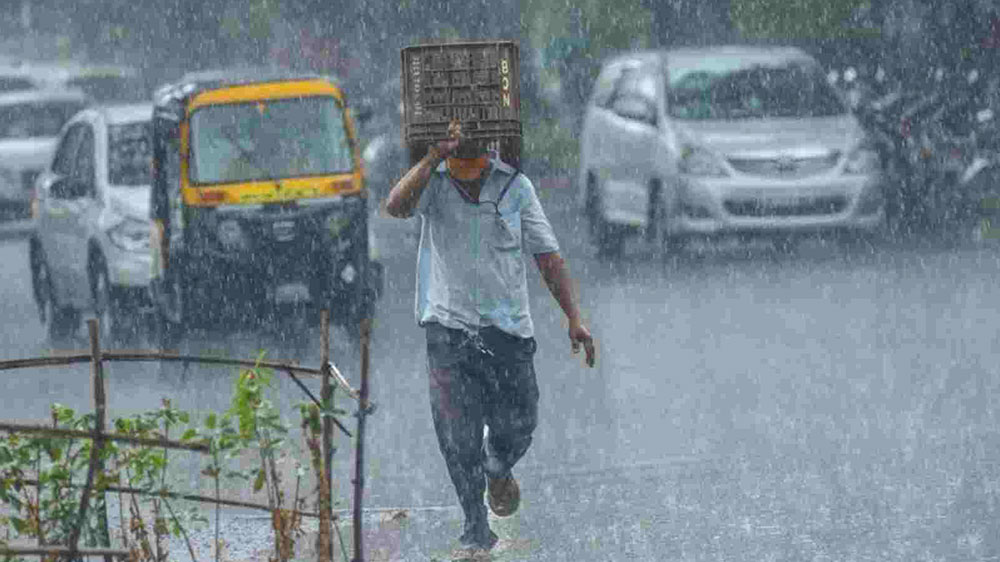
578,46,886,256
0,89,90,217
30,103,154,345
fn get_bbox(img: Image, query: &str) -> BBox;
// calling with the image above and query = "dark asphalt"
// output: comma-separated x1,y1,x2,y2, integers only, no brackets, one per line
2,186,999,561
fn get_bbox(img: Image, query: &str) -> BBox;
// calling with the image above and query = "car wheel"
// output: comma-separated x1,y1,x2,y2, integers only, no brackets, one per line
35,256,79,346
90,255,130,348
586,174,625,258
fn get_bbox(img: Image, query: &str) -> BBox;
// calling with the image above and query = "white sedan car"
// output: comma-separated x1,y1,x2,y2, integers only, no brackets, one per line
30,103,153,345
578,46,886,257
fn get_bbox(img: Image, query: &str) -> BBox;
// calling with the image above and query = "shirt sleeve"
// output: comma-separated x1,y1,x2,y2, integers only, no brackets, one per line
519,175,560,255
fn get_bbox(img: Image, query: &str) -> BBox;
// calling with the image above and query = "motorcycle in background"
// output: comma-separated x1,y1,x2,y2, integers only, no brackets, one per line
852,66,942,234
902,68,1000,242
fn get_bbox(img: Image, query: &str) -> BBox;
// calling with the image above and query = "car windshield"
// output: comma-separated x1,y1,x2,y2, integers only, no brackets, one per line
108,121,152,186
666,60,847,120
189,96,353,185
0,100,86,139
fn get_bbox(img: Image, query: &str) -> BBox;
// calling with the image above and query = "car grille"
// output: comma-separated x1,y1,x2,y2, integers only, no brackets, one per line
21,170,39,191
724,196,848,217
728,152,841,178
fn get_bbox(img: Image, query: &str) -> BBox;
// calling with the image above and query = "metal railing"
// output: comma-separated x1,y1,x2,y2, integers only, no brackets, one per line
0,311,373,562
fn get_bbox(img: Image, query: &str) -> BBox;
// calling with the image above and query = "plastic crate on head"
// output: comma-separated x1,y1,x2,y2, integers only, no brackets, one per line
401,40,521,167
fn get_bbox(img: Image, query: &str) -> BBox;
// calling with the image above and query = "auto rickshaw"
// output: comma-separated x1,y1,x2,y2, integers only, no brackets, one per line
149,73,382,338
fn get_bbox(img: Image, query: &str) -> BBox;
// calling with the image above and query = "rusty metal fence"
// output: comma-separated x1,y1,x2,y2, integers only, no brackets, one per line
0,311,373,562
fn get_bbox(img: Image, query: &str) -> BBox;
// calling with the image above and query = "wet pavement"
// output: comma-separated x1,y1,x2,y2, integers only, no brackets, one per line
2,184,1000,560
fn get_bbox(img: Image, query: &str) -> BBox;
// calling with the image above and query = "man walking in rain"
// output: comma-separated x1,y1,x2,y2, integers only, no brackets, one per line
385,119,596,558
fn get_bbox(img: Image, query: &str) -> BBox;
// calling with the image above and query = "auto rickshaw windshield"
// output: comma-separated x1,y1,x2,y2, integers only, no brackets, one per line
189,95,353,185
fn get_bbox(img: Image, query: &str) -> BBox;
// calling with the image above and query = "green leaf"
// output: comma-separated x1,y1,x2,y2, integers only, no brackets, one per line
205,413,217,430
252,468,266,492
181,428,198,441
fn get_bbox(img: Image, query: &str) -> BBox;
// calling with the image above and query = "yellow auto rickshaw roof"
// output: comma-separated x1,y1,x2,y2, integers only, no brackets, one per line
187,79,345,113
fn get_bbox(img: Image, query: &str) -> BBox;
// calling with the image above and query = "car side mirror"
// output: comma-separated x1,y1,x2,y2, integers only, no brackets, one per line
50,177,90,200
613,96,657,127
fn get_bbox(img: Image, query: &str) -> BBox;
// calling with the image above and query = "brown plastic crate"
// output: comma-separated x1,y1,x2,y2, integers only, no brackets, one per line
401,40,520,135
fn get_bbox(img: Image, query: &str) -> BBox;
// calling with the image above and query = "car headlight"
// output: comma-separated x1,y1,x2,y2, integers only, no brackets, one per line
679,145,727,177
108,218,151,252
844,142,881,175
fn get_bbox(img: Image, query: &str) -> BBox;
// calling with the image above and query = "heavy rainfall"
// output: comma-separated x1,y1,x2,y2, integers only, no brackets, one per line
0,1,999,561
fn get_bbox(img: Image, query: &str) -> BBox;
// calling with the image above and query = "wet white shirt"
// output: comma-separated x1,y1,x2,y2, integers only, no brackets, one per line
414,158,560,338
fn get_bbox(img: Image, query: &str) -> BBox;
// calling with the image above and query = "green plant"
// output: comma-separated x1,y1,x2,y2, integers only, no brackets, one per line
227,363,303,561
0,404,117,561
0,354,353,562
113,399,207,561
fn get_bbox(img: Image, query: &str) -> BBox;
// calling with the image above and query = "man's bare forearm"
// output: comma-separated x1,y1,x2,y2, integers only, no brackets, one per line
385,148,443,218
535,252,581,323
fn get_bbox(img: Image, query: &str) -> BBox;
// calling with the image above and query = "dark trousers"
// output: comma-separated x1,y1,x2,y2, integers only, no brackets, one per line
425,322,539,536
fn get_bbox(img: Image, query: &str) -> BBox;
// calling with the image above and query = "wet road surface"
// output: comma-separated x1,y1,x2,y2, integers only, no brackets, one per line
2,185,999,561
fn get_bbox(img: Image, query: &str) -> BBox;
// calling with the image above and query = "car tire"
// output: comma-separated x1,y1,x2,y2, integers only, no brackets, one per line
33,251,79,346
586,174,625,259
90,254,131,348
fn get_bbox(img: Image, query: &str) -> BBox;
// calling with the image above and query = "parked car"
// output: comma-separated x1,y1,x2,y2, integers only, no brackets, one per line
29,103,154,345
578,45,886,257
0,88,90,217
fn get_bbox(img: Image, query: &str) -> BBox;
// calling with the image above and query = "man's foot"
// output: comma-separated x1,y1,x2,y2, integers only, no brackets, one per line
453,528,498,560
487,473,520,517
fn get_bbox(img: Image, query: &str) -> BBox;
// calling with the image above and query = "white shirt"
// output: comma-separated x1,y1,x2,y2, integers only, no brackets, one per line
414,158,560,338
